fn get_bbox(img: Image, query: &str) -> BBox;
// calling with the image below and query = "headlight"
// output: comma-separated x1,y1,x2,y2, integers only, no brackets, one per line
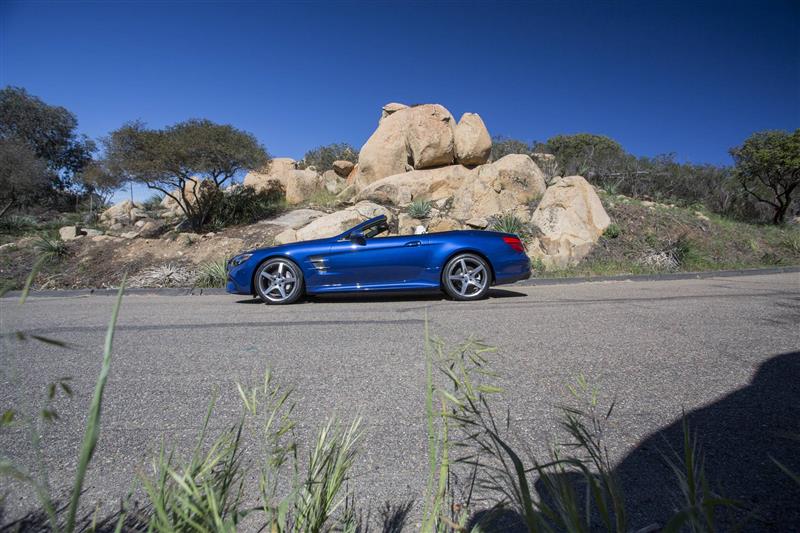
230,253,252,267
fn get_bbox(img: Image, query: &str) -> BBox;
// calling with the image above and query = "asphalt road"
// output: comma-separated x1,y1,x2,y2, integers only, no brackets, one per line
1,272,799,531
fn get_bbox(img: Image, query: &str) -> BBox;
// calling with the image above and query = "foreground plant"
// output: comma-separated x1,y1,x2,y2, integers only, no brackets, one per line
0,264,126,533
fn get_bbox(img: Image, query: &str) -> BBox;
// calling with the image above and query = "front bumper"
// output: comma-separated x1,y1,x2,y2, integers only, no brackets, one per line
225,260,253,295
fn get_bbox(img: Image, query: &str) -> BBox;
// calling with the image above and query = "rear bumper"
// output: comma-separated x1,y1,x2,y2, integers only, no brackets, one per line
493,254,532,285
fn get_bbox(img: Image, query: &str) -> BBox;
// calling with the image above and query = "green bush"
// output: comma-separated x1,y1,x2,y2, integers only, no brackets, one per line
490,212,529,237
208,182,285,228
194,257,228,288
306,189,340,209
407,199,432,219
141,192,164,211
604,222,621,239
33,235,68,261
0,214,37,233
300,143,358,172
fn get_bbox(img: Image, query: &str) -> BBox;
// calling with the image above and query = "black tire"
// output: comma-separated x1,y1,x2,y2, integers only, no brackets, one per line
441,253,491,301
254,258,305,305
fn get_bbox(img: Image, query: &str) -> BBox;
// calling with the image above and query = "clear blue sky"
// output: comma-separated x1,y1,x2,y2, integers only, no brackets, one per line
1,0,798,201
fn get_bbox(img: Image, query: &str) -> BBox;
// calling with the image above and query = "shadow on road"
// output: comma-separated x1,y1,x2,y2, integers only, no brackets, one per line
613,349,800,530
236,288,527,305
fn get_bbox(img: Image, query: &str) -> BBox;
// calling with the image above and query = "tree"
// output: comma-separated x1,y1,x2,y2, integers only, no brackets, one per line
544,133,631,181
103,119,270,231
300,143,358,171
489,136,541,161
730,130,800,225
0,138,53,217
78,160,126,217
0,86,95,189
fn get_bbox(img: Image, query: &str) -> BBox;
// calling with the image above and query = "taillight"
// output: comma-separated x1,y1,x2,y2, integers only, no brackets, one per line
502,235,525,253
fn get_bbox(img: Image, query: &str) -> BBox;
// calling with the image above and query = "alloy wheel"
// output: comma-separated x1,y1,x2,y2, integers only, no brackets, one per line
445,255,488,298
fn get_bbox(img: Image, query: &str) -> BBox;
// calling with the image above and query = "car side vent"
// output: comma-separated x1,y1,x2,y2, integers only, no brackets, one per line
310,257,328,271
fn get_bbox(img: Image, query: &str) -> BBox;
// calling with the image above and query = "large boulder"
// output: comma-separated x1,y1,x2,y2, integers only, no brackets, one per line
450,154,546,220
322,169,346,195
245,161,321,205
354,103,456,189
380,102,408,123
160,177,211,216
100,200,148,226
356,165,475,206
454,113,491,166
332,160,355,177
59,226,84,241
528,175,610,268
275,201,393,244
264,208,326,230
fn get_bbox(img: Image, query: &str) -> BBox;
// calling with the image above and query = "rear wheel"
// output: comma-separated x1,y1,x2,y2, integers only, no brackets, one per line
254,258,304,305
441,254,490,301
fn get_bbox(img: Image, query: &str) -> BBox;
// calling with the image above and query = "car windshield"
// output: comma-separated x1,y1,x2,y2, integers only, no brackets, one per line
359,220,389,239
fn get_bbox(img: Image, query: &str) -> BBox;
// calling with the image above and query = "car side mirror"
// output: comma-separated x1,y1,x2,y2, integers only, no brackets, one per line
349,231,366,245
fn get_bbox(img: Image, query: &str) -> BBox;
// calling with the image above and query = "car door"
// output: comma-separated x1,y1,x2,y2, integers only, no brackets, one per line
322,234,431,289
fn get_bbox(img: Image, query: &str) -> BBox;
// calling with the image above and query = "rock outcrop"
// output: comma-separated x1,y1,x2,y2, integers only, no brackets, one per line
528,176,610,268
454,113,491,166
332,160,355,177
274,201,393,244
244,160,321,205
354,104,457,189
100,200,147,226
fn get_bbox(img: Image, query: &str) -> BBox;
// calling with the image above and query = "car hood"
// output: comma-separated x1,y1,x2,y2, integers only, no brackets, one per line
242,236,336,257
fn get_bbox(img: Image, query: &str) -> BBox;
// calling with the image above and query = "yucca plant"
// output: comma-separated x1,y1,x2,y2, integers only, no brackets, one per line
33,235,68,262
195,257,228,288
489,212,529,237
0,214,37,233
408,199,433,219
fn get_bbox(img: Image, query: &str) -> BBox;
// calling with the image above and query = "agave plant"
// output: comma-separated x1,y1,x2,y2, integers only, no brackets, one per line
408,199,433,219
194,257,228,288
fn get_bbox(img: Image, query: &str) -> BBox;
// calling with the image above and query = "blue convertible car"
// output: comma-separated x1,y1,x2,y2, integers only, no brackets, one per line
226,214,531,304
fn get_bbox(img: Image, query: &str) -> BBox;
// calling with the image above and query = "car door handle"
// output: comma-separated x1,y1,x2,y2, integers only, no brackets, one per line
405,241,422,247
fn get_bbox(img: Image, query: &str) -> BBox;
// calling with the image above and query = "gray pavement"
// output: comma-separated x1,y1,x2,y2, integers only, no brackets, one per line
1,272,799,530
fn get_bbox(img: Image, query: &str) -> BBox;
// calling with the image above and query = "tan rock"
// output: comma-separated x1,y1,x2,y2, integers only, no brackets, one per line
322,169,346,195
454,113,491,166
450,154,545,220
356,165,475,207
332,160,355,177
59,226,83,241
274,228,298,245
245,167,321,205
465,217,489,229
283,202,393,243
398,213,422,235
354,103,456,189
528,175,610,268
265,209,326,230
268,158,298,174
138,219,166,238
427,218,461,233
380,102,409,122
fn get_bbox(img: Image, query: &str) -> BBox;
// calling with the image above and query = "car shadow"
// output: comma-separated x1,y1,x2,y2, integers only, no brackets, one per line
235,288,526,305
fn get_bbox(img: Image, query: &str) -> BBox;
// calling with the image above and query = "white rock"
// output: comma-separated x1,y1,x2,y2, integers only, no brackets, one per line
454,113,491,166
265,209,326,230
528,176,610,268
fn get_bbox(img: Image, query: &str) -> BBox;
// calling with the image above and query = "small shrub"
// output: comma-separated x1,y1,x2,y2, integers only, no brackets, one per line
0,214,37,233
299,143,358,171
407,199,432,219
33,235,68,262
129,263,194,288
306,188,340,209
208,182,285,228
604,222,622,239
195,257,228,288
489,212,529,237
781,231,800,255
141,192,164,211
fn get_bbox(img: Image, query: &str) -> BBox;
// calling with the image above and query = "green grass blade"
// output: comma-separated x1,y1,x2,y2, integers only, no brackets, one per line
64,277,126,533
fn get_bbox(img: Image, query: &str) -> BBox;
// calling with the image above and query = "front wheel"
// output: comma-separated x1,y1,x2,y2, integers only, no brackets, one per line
254,258,305,305
441,254,490,301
